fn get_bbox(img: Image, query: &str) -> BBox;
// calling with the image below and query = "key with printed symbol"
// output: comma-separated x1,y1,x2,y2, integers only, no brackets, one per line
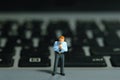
18,56,51,67
65,56,106,67
29,58,41,62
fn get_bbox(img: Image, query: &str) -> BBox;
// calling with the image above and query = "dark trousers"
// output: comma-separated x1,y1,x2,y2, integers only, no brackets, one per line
53,52,65,74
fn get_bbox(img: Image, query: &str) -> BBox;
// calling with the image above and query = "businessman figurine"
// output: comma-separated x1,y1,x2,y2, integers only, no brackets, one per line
52,35,68,76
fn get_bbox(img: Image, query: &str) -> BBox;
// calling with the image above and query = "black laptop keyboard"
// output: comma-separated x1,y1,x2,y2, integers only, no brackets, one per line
0,19,120,68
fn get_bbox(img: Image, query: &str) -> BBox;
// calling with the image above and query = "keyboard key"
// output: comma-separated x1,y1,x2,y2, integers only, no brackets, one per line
21,20,43,38
39,35,51,47
21,20,42,30
19,46,51,67
5,37,19,47
67,46,85,56
104,35,120,47
0,47,14,67
18,56,51,67
0,47,15,57
16,38,33,47
0,56,14,67
71,36,87,47
76,20,100,34
65,56,106,67
102,20,120,31
20,47,50,57
111,56,120,67
1,20,18,37
71,37,99,47
90,47,120,56
47,20,73,37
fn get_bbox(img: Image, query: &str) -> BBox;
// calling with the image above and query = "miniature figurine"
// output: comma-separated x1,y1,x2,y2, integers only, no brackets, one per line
52,35,68,76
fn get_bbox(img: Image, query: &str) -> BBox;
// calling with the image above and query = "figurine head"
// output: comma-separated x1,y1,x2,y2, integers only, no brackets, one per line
59,35,65,42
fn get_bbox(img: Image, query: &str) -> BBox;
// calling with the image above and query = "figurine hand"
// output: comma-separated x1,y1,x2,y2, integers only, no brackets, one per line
59,44,62,49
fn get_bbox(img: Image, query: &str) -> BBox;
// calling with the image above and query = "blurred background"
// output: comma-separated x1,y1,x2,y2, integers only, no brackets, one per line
0,0,120,12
